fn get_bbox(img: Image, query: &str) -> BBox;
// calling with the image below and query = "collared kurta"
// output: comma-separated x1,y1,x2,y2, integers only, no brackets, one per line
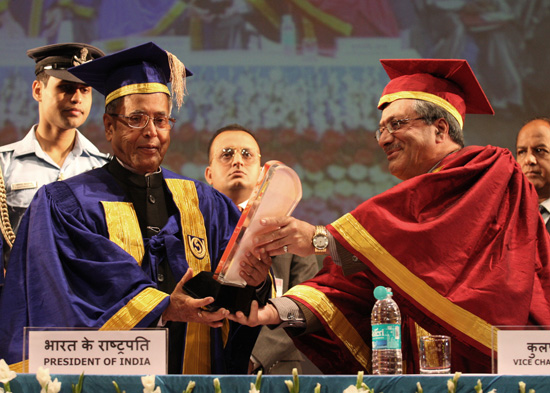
0,162,260,374
285,145,550,373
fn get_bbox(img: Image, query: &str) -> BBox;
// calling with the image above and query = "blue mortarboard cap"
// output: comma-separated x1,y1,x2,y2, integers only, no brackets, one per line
68,42,192,109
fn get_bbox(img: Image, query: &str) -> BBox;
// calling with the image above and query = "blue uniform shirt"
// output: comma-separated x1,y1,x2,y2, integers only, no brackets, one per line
0,126,110,233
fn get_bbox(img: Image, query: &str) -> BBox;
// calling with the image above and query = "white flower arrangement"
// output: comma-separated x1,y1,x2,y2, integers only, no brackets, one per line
71,373,85,393
44,379,62,393
141,375,160,393
112,380,126,393
0,359,16,393
519,380,536,393
447,372,462,393
0,358,540,393
283,369,320,393
183,381,196,393
249,370,262,393
36,367,61,393
114,374,194,393
447,379,456,392
36,367,50,390
2,361,84,393
213,377,221,393
343,371,373,393
284,368,300,393
474,378,496,393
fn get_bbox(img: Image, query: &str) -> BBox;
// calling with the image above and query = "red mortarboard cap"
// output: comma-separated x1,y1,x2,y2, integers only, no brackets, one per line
68,42,192,109
378,59,494,128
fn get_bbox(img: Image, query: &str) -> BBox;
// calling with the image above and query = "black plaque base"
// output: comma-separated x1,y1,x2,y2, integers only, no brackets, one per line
182,271,257,316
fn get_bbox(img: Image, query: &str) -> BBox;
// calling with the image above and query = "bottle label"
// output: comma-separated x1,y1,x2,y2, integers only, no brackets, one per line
372,324,401,350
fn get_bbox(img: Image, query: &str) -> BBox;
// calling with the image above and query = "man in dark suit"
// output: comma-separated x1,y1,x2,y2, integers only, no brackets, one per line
205,124,320,374
516,117,550,232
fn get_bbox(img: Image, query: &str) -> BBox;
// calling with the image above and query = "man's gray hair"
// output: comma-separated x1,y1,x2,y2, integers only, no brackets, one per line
105,96,123,114
413,99,464,147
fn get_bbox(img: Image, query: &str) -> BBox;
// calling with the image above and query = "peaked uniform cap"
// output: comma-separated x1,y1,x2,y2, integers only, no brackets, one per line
68,42,192,108
378,59,494,129
27,42,105,84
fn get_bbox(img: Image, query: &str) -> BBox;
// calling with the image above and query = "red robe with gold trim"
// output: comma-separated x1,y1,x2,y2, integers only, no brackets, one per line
286,145,550,373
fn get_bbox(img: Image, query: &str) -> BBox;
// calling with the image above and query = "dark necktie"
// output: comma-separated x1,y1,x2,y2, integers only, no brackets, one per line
539,205,550,233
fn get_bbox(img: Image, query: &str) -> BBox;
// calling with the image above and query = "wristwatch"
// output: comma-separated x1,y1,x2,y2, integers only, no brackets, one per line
312,225,329,254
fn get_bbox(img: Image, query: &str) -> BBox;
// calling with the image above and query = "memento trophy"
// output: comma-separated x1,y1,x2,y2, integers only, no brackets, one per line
182,161,302,315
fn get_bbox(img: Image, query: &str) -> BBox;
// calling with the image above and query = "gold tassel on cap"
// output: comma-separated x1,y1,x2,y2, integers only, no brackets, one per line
166,50,187,110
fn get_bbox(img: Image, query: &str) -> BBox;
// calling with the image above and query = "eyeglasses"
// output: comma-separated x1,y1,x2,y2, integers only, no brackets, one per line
108,113,176,131
375,117,425,141
216,147,261,164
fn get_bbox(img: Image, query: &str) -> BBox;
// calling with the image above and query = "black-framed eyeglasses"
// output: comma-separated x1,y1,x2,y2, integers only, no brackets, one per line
216,147,261,164
108,113,176,131
375,117,425,141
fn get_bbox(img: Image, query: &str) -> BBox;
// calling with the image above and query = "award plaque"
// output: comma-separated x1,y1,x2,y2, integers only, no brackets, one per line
215,160,302,286
182,161,302,315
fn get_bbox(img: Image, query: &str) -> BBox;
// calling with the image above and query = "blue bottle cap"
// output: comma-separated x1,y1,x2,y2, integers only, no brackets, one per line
374,286,392,300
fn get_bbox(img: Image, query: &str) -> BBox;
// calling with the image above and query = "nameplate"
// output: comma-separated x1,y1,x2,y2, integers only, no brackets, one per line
11,181,37,191
497,329,550,374
27,329,167,375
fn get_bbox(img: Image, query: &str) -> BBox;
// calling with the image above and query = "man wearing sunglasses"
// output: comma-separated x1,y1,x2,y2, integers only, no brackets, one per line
205,124,320,375
205,124,263,209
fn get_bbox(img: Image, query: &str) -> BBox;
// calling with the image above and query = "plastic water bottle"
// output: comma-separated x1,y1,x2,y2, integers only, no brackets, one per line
301,17,318,58
371,286,403,374
280,14,296,55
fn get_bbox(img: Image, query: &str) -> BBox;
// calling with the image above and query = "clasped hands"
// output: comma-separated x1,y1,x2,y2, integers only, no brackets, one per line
228,216,317,326
163,216,315,327
161,242,272,327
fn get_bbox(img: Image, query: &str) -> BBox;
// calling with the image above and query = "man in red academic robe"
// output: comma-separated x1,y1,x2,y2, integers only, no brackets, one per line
229,59,550,374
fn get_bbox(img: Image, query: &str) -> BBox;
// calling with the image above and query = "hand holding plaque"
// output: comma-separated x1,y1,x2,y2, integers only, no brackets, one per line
216,160,302,285
182,161,302,315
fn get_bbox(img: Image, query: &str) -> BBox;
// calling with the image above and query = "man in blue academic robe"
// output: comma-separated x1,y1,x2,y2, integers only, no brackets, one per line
0,42,272,374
